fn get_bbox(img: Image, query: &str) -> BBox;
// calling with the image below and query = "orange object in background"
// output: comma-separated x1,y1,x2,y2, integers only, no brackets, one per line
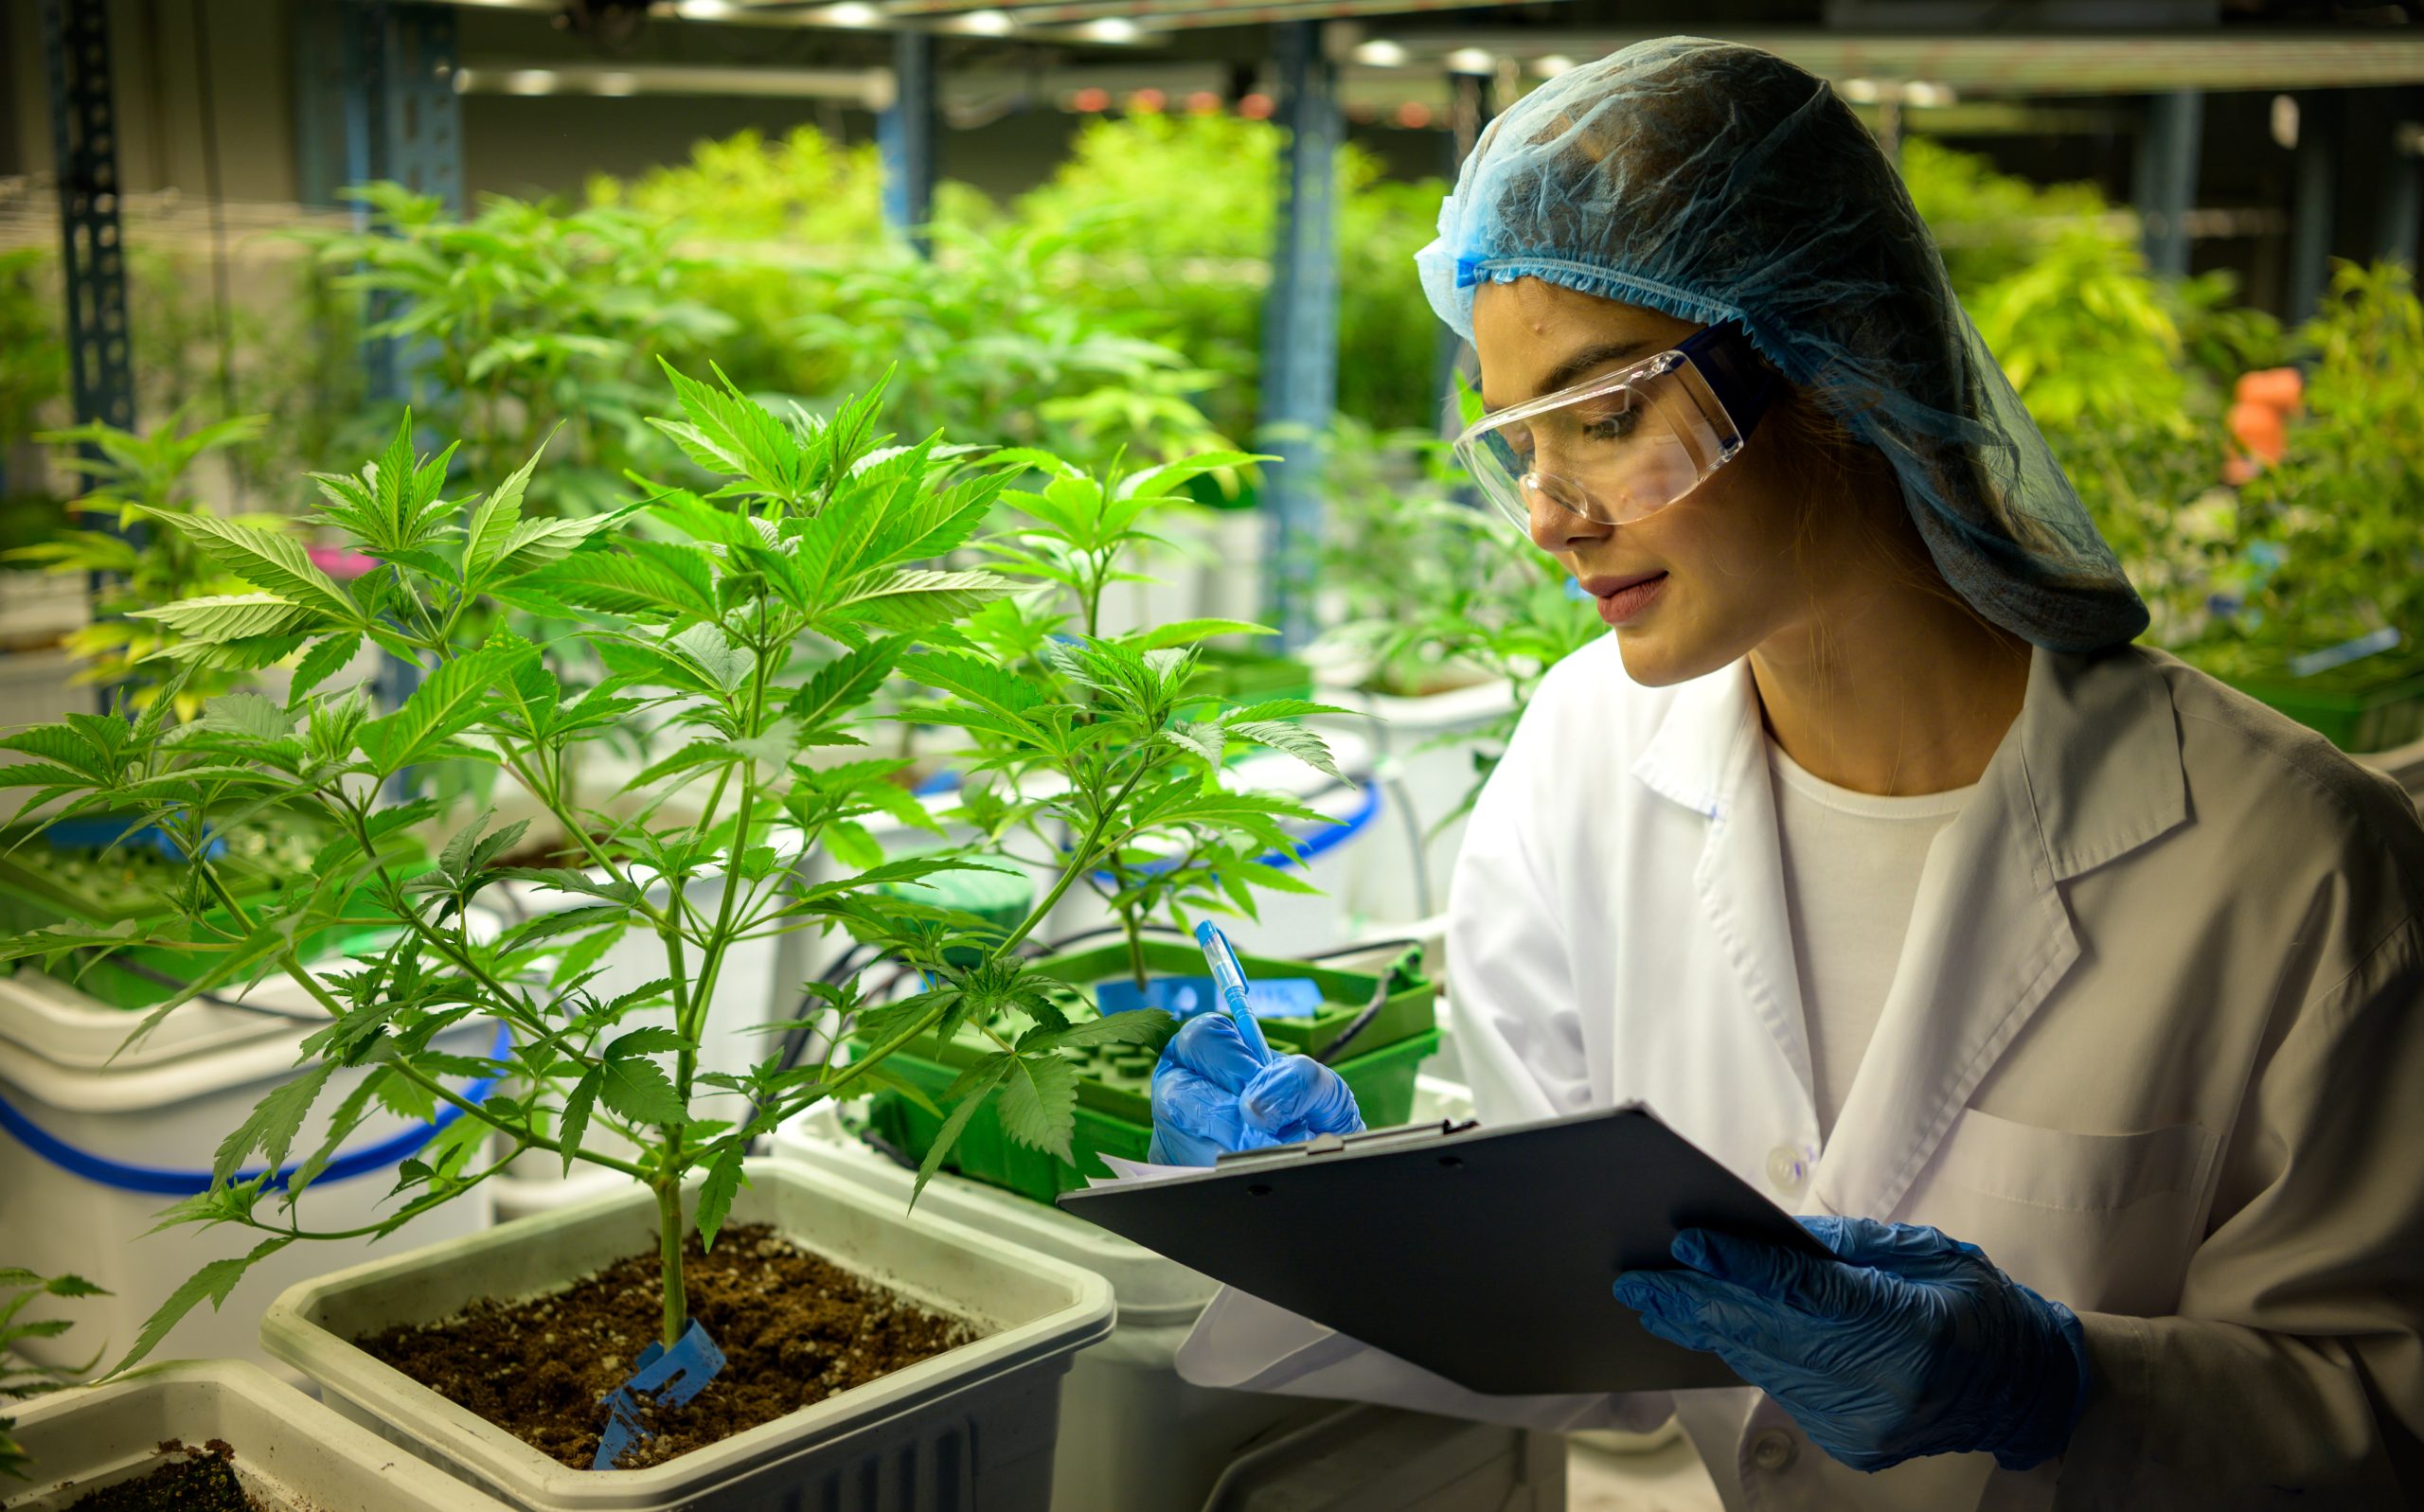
2225,366,2304,478
2234,367,2304,413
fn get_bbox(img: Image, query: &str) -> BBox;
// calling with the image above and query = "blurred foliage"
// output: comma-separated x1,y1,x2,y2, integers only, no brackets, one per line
1014,113,1446,436
7,413,286,708
796,218,1229,463
2209,261,2424,678
296,183,738,515
0,250,66,457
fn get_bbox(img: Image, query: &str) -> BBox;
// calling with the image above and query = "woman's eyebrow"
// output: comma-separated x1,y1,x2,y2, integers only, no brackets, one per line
1478,337,1658,418
1535,339,1655,398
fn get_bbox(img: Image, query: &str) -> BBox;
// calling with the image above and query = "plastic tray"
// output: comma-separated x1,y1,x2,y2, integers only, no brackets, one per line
868,1026,1440,1201
1033,938,1436,1075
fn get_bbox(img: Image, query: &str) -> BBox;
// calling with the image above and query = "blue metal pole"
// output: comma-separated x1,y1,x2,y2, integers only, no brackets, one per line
879,31,937,253
2287,91,2339,325
2135,90,2201,281
1257,21,1340,651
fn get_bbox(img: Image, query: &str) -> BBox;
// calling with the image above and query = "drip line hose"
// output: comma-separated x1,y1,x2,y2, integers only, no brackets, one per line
0,1023,512,1197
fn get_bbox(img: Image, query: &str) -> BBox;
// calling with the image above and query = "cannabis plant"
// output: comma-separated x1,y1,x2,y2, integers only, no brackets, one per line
0,367,1180,1373
905,448,1342,989
8,413,289,709
1,1269,104,1480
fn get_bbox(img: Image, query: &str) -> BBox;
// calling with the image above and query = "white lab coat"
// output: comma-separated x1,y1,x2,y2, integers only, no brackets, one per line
1177,638,2424,1510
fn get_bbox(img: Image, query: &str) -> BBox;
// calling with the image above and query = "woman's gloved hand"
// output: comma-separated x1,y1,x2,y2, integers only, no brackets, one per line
1148,1012,1364,1166
1612,1217,2091,1473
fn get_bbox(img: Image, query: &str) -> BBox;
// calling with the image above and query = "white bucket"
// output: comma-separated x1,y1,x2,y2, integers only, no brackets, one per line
261,1160,1114,1512
0,968,497,1377
3,1361,513,1511
1310,679,1516,931
771,1108,1331,1512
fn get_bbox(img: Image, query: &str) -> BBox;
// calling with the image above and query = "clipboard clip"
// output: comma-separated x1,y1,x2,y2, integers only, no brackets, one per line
1212,1119,1482,1171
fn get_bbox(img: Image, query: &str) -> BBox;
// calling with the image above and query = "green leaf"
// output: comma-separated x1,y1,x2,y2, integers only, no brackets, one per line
482,506,637,583
994,1053,1079,1163
558,1067,603,1176
912,1057,1009,1205
825,568,1014,634
1132,618,1277,651
112,1236,293,1376
784,640,906,733
150,511,359,622
598,1044,685,1127
464,443,545,583
355,644,522,773
1158,721,1227,771
1021,1010,1175,1055
127,593,318,645
212,1061,338,1188
606,1026,687,1057
694,1146,747,1252
288,632,365,702
1224,720,1340,778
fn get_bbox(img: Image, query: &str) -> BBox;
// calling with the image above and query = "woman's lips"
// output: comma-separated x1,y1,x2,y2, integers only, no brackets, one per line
1586,572,1668,627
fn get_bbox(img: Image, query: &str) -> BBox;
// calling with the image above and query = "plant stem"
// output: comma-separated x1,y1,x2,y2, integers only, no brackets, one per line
654,1173,687,1350
1125,916,1149,992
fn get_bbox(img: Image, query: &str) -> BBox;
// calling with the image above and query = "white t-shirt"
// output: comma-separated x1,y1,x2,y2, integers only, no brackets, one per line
1766,738,1975,1138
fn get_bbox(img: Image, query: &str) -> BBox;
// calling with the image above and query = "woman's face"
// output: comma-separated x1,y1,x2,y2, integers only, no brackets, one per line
1470,278,1854,688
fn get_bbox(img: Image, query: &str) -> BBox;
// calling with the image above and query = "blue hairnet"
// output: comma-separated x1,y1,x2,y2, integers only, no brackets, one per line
1417,37,2148,653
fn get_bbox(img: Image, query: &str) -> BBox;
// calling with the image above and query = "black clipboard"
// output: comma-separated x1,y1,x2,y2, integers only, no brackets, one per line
1055,1104,1828,1396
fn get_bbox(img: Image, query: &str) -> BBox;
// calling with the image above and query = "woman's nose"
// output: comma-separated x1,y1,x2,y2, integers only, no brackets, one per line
1525,481,1613,554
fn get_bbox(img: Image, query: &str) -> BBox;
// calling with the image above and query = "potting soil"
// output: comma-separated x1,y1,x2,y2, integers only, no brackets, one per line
64,1440,263,1511
357,1224,978,1469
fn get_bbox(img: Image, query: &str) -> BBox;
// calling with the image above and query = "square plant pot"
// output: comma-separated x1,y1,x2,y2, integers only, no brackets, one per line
3,1360,511,1511
258,1160,1114,1512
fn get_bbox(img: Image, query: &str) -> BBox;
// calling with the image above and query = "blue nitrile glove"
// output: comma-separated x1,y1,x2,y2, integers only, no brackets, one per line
1148,1011,1364,1166
1611,1217,2091,1473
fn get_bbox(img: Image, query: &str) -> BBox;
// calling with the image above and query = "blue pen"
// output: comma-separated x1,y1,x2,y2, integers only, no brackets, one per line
1192,920,1274,1065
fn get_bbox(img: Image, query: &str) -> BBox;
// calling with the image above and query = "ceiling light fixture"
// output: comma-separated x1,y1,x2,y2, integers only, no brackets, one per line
1534,54,1576,78
954,8,1013,33
1446,47,1493,76
1352,39,1408,67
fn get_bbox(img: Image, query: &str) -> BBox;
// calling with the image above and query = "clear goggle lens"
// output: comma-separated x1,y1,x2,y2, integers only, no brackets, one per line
1453,337,1760,534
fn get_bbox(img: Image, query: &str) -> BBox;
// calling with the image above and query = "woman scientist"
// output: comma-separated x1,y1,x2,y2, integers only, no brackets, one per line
1145,35,2424,1510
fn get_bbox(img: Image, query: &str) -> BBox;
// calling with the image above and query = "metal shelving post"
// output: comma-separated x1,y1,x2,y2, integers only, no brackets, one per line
881,31,938,252
2287,90,2341,325
1257,20,1341,651
2135,90,2202,281
39,0,136,445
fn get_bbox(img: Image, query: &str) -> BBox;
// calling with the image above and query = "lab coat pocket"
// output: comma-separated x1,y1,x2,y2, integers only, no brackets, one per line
1898,1108,2215,1318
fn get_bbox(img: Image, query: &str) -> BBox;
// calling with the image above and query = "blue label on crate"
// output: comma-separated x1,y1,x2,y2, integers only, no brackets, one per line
593,1319,725,1471
1095,974,1324,1022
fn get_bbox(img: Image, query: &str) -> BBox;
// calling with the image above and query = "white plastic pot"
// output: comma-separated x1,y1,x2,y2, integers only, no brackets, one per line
0,969,496,1375
1200,1401,1568,1512
772,1107,1330,1512
1310,679,1516,932
260,1159,1114,1512
2,1361,512,1511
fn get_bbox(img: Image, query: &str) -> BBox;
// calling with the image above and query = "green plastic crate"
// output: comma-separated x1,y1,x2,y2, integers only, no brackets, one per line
859,939,1440,1201
866,1026,1441,1201
1030,938,1436,1078
2219,667,2424,755
0,817,424,1011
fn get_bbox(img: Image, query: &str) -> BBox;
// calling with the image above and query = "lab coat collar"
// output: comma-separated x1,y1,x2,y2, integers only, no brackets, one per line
1630,646,2189,1222
1627,646,2187,882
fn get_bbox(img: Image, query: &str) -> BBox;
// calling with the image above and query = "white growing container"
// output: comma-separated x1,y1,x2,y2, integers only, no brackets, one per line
260,1159,1114,1512
1310,679,1516,932
771,1108,1330,1512
2,1361,513,1512
0,969,495,1375
1200,1402,1568,1512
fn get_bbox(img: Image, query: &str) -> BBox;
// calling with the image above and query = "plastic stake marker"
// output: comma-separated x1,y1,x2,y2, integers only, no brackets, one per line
1193,920,1274,1066
593,1319,726,1470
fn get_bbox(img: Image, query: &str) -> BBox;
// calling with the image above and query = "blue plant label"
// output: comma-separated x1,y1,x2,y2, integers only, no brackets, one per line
592,1319,726,1471
1096,975,1324,1022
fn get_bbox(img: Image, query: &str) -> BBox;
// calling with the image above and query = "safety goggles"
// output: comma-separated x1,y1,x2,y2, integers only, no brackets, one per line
1453,323,1780,532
